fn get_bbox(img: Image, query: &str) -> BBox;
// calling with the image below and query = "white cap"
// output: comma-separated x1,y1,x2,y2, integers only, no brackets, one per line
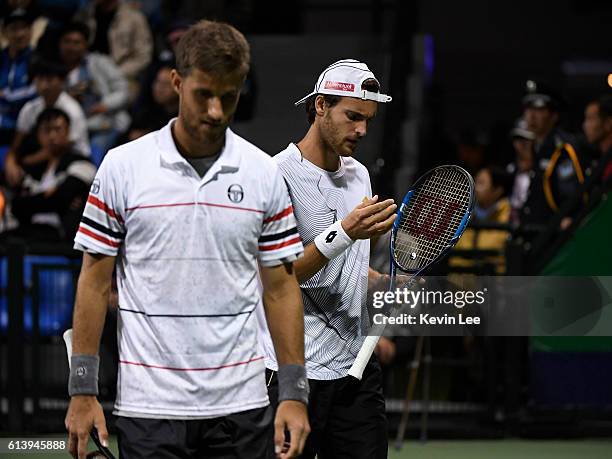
294,59,392,106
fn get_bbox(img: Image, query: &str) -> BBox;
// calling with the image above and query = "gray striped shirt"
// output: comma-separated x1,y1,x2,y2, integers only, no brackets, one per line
260,143,372,380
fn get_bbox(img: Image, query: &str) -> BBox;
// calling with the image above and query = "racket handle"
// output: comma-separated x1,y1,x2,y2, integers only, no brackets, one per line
347,333,382,380
63,329,73,367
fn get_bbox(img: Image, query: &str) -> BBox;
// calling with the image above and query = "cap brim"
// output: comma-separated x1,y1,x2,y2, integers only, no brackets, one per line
294,92,315,106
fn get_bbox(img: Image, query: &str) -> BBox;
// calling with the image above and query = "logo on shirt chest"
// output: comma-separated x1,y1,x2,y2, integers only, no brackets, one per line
227,184,244,203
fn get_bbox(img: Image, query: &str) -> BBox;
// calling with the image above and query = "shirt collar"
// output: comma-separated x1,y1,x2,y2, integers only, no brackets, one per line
157,118,241,170
287,142,346,178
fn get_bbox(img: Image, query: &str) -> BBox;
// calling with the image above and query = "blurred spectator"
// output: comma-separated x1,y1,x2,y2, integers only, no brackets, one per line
451,166,512,274
583,94,612,185
0,8,37,145
456,128,487,176
127,64,177,140
75,0,153,100
158,17,191,63
4,59,89,187
0,1,49,50
520,80,586,226
506,118,535,225
59,21,129,158
2,107,95,241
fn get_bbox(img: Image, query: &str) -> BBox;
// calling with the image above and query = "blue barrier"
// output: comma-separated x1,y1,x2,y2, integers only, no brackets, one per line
0,255,79,336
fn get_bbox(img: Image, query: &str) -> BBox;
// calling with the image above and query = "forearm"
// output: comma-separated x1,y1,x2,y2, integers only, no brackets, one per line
293,242,330,284
263,265,305,366
72,259,113,356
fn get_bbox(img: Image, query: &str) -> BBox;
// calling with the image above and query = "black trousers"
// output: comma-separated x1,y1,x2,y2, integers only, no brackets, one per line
266,357,388,459
116,406,273,459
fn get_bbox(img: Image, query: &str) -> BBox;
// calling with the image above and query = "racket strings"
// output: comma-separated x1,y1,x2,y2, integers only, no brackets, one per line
394,167,471,271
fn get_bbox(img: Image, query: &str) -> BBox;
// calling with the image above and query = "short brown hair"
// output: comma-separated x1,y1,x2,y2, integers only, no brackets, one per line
175,20,250,78
305,78,380,124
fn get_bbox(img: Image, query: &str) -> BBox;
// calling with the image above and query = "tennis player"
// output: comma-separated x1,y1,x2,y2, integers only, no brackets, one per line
259,59,396,458
65,21,310,459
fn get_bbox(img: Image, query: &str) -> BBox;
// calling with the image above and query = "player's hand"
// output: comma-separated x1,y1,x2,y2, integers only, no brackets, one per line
341,195,397,240
274,400,310,459
65,395,109,459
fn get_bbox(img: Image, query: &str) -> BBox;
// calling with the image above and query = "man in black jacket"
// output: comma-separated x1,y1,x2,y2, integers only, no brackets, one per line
519,80,586,227
8,107,96,241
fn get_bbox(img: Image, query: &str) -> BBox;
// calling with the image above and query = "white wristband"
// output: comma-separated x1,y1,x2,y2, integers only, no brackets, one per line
314,220,354,260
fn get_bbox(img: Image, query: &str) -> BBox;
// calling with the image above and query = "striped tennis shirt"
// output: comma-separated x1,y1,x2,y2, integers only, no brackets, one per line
74,120,303,418
259,143,372,380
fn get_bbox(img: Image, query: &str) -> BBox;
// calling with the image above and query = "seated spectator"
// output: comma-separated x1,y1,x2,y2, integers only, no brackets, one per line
5,107,95,241
75,0,153,101
59,21,129,158
4,58,89,187
450,166,512,274
0,8,37,145
506,118,535,225
0,1,48,50
127,64,178,140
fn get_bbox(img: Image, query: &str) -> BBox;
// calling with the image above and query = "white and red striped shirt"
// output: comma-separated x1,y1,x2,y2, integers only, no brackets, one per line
74,119,303,419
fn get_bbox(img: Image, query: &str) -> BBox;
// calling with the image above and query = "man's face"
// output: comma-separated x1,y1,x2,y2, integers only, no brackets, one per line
60,32,88,65
35,75,64,102
583,102,604,145
5,21,31,52
524,106,558,139
172,68,243,145
475,169,501,209
317,96,377,157
512,138,534,172
37,117,71,155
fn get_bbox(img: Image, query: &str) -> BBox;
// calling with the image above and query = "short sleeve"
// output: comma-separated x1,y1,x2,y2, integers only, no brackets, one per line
257,167,303,267
73,154,126,256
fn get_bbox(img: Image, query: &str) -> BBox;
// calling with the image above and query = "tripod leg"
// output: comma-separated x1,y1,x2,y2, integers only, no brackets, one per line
394,335,424,450
420,335,432,442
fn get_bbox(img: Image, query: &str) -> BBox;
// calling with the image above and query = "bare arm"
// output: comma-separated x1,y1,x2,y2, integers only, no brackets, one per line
72,252,116,355
260,262,310,458
66,252,115,459
260,262,304,365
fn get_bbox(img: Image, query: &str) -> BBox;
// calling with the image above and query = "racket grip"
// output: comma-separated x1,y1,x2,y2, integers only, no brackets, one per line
347,334,381,380
63,329,73,367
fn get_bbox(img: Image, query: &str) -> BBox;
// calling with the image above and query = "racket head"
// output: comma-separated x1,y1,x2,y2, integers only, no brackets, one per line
390,165,475,273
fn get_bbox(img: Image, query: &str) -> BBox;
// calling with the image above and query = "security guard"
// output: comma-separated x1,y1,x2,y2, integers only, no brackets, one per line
519,80,586,226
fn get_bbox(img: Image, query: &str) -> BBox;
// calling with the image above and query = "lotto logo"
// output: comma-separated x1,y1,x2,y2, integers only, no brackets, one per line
325,231,338,243
324,81,355,92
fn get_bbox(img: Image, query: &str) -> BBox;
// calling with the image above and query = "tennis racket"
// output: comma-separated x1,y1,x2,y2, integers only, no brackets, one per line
347,165,475,380
63,329,117,459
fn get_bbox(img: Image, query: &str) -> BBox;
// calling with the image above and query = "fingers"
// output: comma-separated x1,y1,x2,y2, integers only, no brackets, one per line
77,431,89,459
94,412,109,448
282,426,303,459
273,418,285,457
359,198,395,218
356,194,378,208
363,203,397,229
370,211,396,234
68,430,78,458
